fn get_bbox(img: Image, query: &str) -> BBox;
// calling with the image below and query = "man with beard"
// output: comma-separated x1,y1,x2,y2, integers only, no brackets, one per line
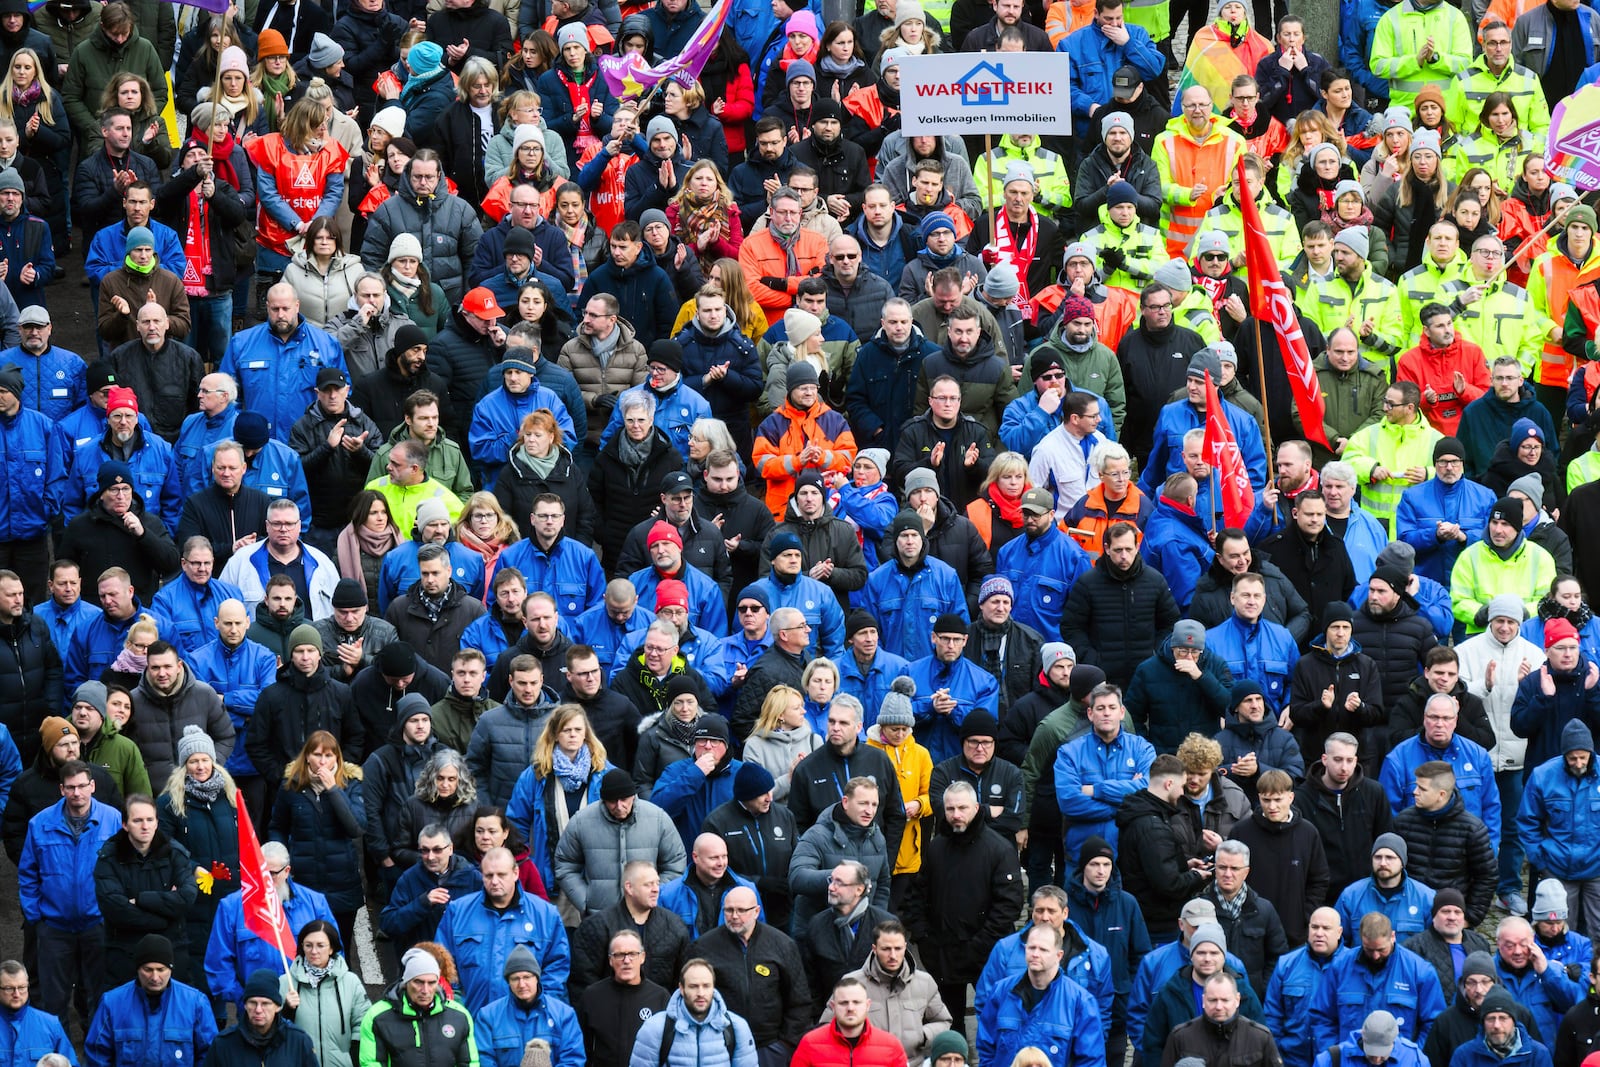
352,325,448,440
792,105,869,226
1451,497,1557,636
1260,489,1356,612
847,185,920,295
1423,954,1541,1067
905,780,1025,1019
426,286,510,436
67,384,182,532
1117,283,1207,467
219,284,347,443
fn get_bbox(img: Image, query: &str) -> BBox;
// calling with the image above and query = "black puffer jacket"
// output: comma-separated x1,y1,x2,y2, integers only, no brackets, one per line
269,773,366,914
1115,787,1207,939
1286,638,1386,763
1061,553,1181,688
361,732,443,866
903,808,1024,983
0,613,62,762
1258,526,1357,626
93,827,198,983
128,666,235,784
1391,789,1497,927
1352,594,1440,710
1228,809,1330,945
588,427,685,573
494,445,596,546
1402,925,1492,1002
1292,762,1392,895
1189,557,1313,645
247,666,365,786
570,901,691,997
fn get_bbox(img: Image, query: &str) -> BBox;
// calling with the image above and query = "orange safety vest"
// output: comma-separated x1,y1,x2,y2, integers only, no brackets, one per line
1068,482,1148,558
246,134,350,258
1536,251,1600,388
1153,118,1245,258
1032,285,1138,352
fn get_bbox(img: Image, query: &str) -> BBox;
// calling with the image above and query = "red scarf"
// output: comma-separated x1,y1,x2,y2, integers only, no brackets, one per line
992,206,1038,318
208,132,240,190
988,483,1024,528
1195,266,1230,316
1159,494,1198,517
181,189,212,296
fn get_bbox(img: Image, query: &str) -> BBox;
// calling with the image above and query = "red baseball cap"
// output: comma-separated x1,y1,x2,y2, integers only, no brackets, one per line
461,287,506,319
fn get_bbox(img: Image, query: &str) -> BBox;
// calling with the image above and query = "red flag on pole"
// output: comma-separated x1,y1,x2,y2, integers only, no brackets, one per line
238,803,296,965
1204,371,1256,529
1236,157,1330,450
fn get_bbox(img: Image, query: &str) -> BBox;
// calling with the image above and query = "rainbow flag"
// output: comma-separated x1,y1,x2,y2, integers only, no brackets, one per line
1548,83,1600,192
599,0,729,100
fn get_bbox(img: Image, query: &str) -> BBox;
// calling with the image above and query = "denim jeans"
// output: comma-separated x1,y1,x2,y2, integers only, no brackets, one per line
189,293,232,365
1496,768,1525,897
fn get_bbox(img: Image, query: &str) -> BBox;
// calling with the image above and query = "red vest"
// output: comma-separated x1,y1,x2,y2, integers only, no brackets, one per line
246,134,350,257
590,151,636,234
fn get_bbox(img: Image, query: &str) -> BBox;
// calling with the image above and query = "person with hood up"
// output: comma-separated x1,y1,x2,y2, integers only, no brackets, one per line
360,692,441,894
1517,716,1600,935
1214,681,1305,804
1287,604,1385,766
1451,495,1557,636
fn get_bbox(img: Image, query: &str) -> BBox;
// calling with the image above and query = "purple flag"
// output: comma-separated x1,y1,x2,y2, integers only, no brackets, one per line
599,0,730,99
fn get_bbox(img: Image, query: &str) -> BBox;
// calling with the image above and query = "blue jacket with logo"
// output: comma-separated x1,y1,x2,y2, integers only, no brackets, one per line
999,386,1116,458
468,383,577,490
67,433,182,532
748,570,845,661
629,564,729,637
204,882,335,1004
1139,397,1268,496
436,888,571,1013
1205,614,1301,712
1517,725,1600,881
84,977,215,1067
1314,1030,1428,1067
975,920,1115,1018
614,626,730,695
476,992,584,1067
1395,477,1498,586
231,438,312,523
498,536,606,620
996,524,1093,640
1495,956,1580,1050
564,602,655,674
174,406,239,496
1055,727,1155,858
909,654,1001,763
1127,940,1248,1054
838,649,913,728
0,344,86,422
151,577,246,659
1310,942,1447,1050
64,603,170,692
188,636,279,779
598,381,713,460
977,966,1105,1067
378,540,486,613
18,798,121,931
1334,875,1436,946
1266,945,1348,1067
219,319,348,442
1446,1027,1552,1067
658,869,761,937
0,406,66,541
1063,20,1165,139
1380,733,1500,840
858,555,968,661
0,1003,75,1067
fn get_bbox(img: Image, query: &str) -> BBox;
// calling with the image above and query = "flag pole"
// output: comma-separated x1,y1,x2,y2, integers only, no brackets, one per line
1210,468,1218,535
1248,276,1277,526
985,132,996,243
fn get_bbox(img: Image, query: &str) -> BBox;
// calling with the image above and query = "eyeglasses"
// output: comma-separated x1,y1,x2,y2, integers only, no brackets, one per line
266,520,298,529
722,905,760,915
0,986,26,994
780,623,812,632
929,394,961,403
1143,301,1172,311
963,738,995,748
609,950,644,960
265,866,288,877
418,845,450,855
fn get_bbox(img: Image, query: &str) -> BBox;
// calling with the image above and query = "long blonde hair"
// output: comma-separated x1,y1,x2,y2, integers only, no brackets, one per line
456,491,520,546
709,258,760,334
1280,110,1345,178
161,763,239,816
0,49,58,127
531,705,608,778
753,685,803,735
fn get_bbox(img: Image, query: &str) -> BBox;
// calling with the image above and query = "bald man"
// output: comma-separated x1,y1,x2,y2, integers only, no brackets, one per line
658,833,760,938
188,598,280,822
695,884,814,1067
823,234,895,340
219,283,348,444
1265,907,1344,1067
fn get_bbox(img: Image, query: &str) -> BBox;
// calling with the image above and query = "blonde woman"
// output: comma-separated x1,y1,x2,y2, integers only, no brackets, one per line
270,730,366,950
250,29,297,133
104,614,160,689
505,705,612,897
667,158,743,267
967,451,1031,553
742,684,820,801
671,257,767,341
0,47,67,241
454,490,521,585
1273,109,1346,205
156,725,240,973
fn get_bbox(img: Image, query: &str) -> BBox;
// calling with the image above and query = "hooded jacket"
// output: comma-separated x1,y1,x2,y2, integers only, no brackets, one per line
1517,719,1600,880
128,664,234,784
248,665,363,786
1115,788,1209,937
1125,634,1235,755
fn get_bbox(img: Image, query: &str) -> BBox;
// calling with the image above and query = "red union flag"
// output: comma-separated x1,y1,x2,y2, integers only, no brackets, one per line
1236,157,1329,450
238,803,296,963
1204,371,1256,529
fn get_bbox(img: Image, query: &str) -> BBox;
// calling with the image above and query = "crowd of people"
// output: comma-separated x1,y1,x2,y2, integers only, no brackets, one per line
7,0,1600,1065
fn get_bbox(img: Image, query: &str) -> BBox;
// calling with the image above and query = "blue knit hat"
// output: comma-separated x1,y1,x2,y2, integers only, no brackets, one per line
919,212,956,241
408,41,443,74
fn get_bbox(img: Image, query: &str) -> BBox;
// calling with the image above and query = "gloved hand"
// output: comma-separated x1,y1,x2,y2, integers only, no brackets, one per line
760,276,787,291
1474,605,1489,628
979,245,1000,267
1100,247,1126,272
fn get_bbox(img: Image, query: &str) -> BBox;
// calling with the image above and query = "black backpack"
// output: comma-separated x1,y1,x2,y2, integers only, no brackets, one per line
658,1019,737,1065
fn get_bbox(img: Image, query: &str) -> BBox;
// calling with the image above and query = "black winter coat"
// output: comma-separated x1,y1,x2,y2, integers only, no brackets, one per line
1000,677,1073,771
1228,810,1330,945
330,7,404,113
432,99,495,212
107,338,203,442
800,901,896,1011
385,581,486,674
903,810,1024,982
1061,554,1180,688
1402,925,1493,1002
1286,639,1386,763
1074,146,1163,229
703,798,798,931
56,496,180,602
790,135,869,215
695,922,813,1046
759,502,869,605
570,901,691,997
1160,1011,1280,1067
176,485,271,570
731,645,805,740
1352,596,1440,710
1117,322,1207,466
361,735,442,866
1391,789,1497,926
429,310,503,437
0,614,62,762
424,2,512,71
94,828,198,984
788,743,907,852
1198,883,1290,995
288,400,383,532
1293,763,1392,895
1553,994,1600,1067
1259,527,1357,628
1189,557,1314,645
351,350,451,441
1115,788,1209,937
890,411,995,509
153,168,248,297
156,782,239,949
699,483,775,593
927,755,1025,839
589,427,685,572
963,616,1043,719
486,631,569,702
204,1018,319,1067
1387,677,1496,753
269,776,366,914
495,445,596,546
248,667,365,787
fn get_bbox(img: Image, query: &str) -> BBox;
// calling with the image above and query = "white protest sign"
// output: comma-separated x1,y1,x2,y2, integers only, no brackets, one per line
898,51,1073,136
